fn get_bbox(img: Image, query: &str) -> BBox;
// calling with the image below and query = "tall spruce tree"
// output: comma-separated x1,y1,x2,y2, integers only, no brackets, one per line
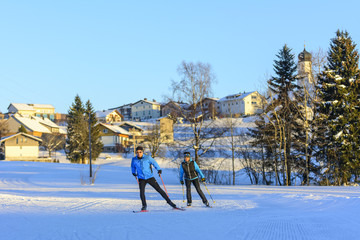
316,30,360,185
66,95,87,163
248,115,274,185
85,100,103,161
66,95,103,164
266,44,299,186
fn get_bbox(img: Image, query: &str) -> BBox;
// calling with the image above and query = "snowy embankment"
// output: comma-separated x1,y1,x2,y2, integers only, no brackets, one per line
1,158,359,240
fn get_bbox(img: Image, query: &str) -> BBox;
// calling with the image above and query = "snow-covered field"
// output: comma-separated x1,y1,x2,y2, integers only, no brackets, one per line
1,156,359,240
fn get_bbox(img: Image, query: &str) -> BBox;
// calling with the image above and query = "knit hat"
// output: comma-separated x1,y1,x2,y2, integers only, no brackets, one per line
136,146,144,152
184,152,191,157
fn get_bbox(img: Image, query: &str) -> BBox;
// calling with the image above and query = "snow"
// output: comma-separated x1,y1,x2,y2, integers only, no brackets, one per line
1,157,359,240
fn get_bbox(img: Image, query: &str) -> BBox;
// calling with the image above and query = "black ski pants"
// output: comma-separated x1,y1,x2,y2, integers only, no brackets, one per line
138,177,175,208
185,178,208,204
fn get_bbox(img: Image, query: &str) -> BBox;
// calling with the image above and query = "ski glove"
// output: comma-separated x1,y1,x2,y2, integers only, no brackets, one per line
180,181,184,185
200,178,206,182
158,170,162,175
132,173,137,177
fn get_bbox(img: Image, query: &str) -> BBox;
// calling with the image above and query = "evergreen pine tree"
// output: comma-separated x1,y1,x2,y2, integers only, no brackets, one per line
266,44,299,186
66,95,88,163
85,100,103,161
316,30,360,185
248,115,275,185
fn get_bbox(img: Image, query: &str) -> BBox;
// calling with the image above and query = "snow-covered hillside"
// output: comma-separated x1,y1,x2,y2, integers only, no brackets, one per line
1,157,359,240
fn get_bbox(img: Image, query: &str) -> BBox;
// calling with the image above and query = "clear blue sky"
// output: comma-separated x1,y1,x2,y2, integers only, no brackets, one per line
1,0,359,113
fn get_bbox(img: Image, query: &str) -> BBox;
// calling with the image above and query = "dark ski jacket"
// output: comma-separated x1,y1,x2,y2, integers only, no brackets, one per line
179,158,205,181
131,155,161,180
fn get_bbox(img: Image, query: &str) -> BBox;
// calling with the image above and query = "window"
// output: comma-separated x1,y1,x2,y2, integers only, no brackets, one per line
252,96,257,99
103,129,108,133
252,102,257,105
16,138,18,144
149,110,151,115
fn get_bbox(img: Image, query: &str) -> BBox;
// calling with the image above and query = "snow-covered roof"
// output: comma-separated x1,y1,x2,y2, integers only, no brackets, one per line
204,97,220,101
13,115,52,133
32,116,59,128
0,132,42,143
218,91,257,102
132,99,161,106
32,104,55,109
117,121,144,131
96,110,114,118
9,103,55,111
99,123,132,136
109,103,132,110
163,101,190,109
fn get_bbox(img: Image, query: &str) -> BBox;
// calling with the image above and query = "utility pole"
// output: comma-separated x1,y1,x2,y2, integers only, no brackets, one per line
89,112,92,178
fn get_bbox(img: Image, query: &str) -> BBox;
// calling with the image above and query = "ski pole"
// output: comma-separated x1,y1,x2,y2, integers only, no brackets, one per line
159,174,169,197
134,176,139,184
182,183,185,202
202,181,215,203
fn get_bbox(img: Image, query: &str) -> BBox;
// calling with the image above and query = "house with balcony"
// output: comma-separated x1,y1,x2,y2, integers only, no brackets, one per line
97,123,132,152
218,91,264,117
7,103,56,121
132,98,161,121
96,110,123,123
109,103,132,121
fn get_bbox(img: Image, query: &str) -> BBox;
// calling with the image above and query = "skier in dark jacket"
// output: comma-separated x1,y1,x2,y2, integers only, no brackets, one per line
131,146,177,211
179,152,209,207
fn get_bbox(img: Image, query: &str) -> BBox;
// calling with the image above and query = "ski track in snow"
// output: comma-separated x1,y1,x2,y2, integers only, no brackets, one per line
0,160,360,240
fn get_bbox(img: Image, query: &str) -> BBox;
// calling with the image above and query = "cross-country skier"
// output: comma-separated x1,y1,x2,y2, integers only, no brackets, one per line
131,146,178,211
180,152,210,207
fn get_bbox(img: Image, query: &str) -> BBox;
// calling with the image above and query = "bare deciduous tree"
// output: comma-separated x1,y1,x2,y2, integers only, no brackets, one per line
144,124,168,158
41,133,66,158
169,61,222,165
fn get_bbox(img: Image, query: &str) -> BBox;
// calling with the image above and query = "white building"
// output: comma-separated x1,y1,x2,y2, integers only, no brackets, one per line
95,110,123,123
218,91,264,116
0,132,42,160
132,98,161,121
8,103,56,121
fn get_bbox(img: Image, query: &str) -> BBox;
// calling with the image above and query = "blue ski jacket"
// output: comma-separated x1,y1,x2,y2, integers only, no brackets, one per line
179,158,205,181
131,154,161,180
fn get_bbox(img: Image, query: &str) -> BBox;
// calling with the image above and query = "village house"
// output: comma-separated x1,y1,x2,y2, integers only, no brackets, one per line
95,110,123,123
217,91,264,117
116,122,145,145
0,132,42,161
97,123,132,152
6,114,66,137
161,101,189,121
132,98,161,121
109,103,132,121
201,98,220,119
7,103,56,121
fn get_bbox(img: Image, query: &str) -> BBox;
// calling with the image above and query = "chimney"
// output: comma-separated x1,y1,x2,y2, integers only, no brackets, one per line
144,98,147,101
153,99,156,102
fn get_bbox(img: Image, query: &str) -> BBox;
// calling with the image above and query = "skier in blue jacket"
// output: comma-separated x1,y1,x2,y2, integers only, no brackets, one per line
180,152,209,207
131,146,177,211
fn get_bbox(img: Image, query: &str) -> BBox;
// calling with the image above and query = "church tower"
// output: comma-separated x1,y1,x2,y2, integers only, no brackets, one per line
297,48,313,87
